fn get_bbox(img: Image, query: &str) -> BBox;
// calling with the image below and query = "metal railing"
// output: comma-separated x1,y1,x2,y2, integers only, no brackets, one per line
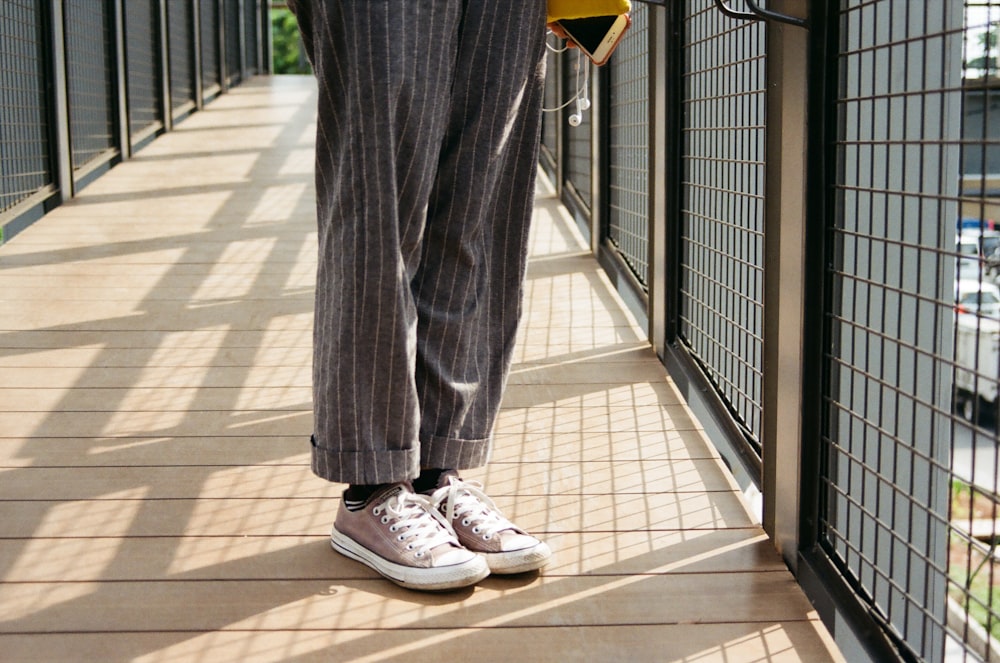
543,1,1000,661
0,0,269,244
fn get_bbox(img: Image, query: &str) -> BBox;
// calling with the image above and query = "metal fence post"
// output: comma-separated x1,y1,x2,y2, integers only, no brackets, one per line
761,0,810,570
111,0,130,160
193,0,205,109
262,0,273,75
590,64,605,256
238,0,247,80
48,0,74,204
218,0,229,93
159,0,173,132
648,3,669,357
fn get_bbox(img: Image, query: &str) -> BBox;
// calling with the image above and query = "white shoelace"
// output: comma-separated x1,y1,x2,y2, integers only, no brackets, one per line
429,477,516,541
373,490,458,558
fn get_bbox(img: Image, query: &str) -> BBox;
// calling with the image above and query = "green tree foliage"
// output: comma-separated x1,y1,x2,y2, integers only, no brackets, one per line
980,27,999,57
272,8,310,75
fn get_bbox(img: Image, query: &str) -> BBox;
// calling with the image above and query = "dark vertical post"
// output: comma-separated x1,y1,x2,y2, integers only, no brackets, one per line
159,0,173,132
111,0,131,158
48,0,73,202
761,0,810,569
193,0,204,110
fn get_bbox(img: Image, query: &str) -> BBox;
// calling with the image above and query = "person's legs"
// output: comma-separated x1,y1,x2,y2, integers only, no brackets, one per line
297,0,550,589
305,0,466,485
414,0,549,471
410,1,553,574
305,0,548,484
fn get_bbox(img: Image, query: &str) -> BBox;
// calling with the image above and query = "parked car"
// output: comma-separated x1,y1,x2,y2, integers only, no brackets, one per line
956,279,1000,319
958,217,997,233
954,280,1000,423
955,312,1000,423
957,230,1000,281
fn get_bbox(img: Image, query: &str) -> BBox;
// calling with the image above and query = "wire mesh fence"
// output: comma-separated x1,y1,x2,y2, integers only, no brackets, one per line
125,0,163,143
818,1,1000,659
0,0,53,217
607,2,651,288
168,0,197,115
678,1,766,448
563,50,594,212
64,0,116,174
201,1,222,94
224,0,243,86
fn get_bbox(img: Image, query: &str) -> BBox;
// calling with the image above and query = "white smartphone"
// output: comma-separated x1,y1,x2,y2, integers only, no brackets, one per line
557,14,631,67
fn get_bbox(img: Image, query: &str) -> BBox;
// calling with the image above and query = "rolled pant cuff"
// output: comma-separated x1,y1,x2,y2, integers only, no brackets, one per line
310,436,420,485
419,433,492,471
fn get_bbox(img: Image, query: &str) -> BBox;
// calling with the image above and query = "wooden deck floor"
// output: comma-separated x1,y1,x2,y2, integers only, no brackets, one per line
0,76,842,662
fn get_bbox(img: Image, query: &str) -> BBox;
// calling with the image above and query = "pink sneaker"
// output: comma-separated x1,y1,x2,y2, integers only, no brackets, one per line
427,473,552,574
331,482,489,591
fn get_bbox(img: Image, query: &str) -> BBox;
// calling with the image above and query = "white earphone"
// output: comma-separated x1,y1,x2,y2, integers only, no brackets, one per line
543,36,591,128
568,88,591,127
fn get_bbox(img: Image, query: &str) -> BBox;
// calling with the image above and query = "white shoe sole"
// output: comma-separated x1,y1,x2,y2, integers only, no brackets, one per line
331,529,490,591
483,541,552,575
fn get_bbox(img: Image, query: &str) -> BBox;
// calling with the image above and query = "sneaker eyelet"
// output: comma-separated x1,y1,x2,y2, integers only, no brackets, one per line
382,517,390,525
397,535,405,541
483,534,492,540
406,544,414,550
415,552,424,558
472,526,481,534
373,506,382,515
462,519,471,527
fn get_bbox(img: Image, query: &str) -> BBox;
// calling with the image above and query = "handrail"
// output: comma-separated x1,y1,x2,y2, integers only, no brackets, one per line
713,0,808,29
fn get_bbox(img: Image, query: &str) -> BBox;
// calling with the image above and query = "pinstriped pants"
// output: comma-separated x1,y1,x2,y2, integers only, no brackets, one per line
290,0,548,484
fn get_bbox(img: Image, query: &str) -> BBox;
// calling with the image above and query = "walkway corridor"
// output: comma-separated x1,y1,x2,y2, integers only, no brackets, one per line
0,76,842,662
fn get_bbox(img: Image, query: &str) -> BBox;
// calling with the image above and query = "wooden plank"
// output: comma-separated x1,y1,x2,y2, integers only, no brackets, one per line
0,623,844,663
0,387,312,413
0,430,717,466
0,530,780,583
0,366,312,389
0,330,312,350
0,459,739,499
0,573,820,632
0,492,755,538
0,406,698,439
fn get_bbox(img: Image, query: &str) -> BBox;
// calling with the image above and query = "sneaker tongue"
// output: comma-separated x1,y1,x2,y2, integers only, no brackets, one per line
369,482,408,506
436,470,460,489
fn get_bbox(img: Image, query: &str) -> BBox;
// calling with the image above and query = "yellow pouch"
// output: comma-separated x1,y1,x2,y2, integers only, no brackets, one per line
547,0,631,22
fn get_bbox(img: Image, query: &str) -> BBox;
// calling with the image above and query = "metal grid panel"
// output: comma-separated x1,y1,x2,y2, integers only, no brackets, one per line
823,2,971,659
678,3,765,445
607,3,650,287
224,0,242,85
563,50,593,209
168,0,196,112
125,0,162,140
201,0,221,91
64,0,116,172
540,42,560,178
0,0,52,215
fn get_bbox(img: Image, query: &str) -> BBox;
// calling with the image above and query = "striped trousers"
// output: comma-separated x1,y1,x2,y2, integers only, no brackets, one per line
290,0,549,484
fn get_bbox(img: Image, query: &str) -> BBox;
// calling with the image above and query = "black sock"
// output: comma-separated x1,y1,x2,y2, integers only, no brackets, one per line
412,468,452,494
344,483,388,511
